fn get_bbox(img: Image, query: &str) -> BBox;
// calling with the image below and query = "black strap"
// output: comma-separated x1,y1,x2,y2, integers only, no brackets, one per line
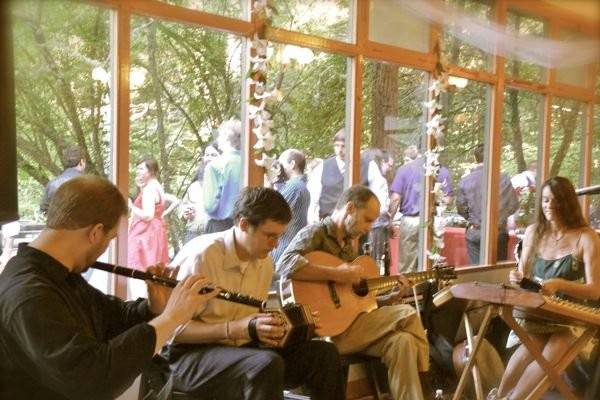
248,317,259,342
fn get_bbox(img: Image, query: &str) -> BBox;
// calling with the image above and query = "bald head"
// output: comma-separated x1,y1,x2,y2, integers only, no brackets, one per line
279,149,306,177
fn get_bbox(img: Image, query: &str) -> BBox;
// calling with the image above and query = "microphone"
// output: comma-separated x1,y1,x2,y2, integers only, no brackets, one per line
576,184,600,196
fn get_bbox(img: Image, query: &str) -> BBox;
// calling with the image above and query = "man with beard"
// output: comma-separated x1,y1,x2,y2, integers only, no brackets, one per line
277,185,429,400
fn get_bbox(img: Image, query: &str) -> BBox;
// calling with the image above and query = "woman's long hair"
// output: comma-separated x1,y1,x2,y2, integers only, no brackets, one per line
524,176,588,272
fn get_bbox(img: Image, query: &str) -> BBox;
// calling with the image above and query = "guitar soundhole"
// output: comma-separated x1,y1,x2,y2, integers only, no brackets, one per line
353,281,369,297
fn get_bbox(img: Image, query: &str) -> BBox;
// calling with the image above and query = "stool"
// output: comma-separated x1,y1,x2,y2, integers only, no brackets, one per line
341,353,387,400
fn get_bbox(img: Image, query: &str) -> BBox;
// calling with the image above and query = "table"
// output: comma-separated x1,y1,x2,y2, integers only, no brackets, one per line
388,226,518,272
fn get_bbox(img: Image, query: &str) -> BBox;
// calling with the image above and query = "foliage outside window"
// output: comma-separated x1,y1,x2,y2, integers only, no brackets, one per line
442,0,493,71
267,43,347,159
270,0,352,43
130,16,242,253
11,0,113,293
161,0,248,20
501,89,542,229
550,97,586,186
441,79,490,265
506,11,546,82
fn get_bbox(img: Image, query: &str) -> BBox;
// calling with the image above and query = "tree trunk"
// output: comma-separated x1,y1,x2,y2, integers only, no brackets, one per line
371,63,399,150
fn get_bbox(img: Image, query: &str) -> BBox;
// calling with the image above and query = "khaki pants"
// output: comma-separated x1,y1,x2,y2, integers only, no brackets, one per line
332,304,429,400
399,216,420,273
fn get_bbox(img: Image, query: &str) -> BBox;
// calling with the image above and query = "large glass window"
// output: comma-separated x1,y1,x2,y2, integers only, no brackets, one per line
506,11,546,82
9,0,114,293
369,0,429,53
270,0,353,43
361,61,428,273
266,43,348,220
442,0,493,71
442,79,494,266
556,29,589,88
129,16,242,298
550,97,586,185
501,89,543,259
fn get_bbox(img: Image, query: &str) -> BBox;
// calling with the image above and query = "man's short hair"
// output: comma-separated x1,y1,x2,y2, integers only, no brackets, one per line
46,175,128,232
218,119,242,150
233,187,292,227
63,145,85,168
474,143,485,163
333,128,345,144
284,149,306,173
335,185,377,210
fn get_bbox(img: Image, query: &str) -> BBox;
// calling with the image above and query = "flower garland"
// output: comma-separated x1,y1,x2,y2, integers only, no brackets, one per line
424,66,450,266
248,0,280,172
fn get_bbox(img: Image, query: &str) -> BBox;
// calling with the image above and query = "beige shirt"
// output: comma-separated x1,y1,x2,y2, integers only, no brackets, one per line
181,228,273,346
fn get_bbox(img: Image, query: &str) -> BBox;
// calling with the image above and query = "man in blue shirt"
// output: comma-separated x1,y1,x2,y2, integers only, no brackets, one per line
272,149,310,263
457,144,519,264
203,119,242,233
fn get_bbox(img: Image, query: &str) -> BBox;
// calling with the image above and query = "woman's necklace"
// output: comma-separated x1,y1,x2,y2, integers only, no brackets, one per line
550,230,565,243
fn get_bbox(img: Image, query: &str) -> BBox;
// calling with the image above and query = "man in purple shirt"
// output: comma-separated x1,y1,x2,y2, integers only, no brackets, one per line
456,144,519,264
389,154,453,272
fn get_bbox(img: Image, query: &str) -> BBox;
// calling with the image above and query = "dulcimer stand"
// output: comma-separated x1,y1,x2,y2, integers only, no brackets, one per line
433,282,598,400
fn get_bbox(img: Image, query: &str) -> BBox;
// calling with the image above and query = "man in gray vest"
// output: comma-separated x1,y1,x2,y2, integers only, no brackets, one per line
307,129,345,223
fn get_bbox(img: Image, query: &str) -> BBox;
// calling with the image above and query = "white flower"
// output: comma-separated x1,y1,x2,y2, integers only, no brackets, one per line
254,136,275,152
255,153,275,169
252,124,271,137
429,80,443,96
251,34,269,57
423,99,442,110
248,103,265,120
254,89,272,100
427,251,447,265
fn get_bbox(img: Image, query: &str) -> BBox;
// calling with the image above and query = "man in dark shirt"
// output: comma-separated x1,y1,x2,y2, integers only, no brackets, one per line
40,144,87,215
456,144,519,264
0,175,217,400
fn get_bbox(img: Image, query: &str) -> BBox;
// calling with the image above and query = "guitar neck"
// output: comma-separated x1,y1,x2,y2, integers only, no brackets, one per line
366,270,439,293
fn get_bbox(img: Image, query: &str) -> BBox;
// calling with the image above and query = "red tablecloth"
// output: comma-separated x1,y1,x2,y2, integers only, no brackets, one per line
388,226,517,272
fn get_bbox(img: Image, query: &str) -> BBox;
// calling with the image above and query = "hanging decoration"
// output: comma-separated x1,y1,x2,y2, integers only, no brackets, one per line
248,0,280,172
424,47,451,266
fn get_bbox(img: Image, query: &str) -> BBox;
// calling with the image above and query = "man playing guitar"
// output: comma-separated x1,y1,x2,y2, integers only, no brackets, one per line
277,185,429,400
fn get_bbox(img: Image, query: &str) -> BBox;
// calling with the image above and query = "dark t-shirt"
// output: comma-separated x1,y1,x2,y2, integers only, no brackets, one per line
0,244,156,400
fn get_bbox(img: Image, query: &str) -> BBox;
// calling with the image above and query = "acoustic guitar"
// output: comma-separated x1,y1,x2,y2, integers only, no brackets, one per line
279,251,456,337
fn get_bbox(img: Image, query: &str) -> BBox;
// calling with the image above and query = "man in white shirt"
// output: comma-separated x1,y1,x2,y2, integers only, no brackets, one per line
164,187,345,400
511,160,537,193
307,129,346,223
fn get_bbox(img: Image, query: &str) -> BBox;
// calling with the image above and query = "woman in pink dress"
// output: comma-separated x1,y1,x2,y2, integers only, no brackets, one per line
127,157,169,271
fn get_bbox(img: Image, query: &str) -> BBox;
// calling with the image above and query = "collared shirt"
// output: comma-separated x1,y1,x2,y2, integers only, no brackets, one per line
39,167,83,214
272,175,311,263
456,164,519,228
203,150,242,220
181,228,273,346
276,217,357,279
390,157,453,216
0,244,156,400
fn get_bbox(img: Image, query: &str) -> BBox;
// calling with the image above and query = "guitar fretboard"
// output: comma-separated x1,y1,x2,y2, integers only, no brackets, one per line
366,270,440,293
